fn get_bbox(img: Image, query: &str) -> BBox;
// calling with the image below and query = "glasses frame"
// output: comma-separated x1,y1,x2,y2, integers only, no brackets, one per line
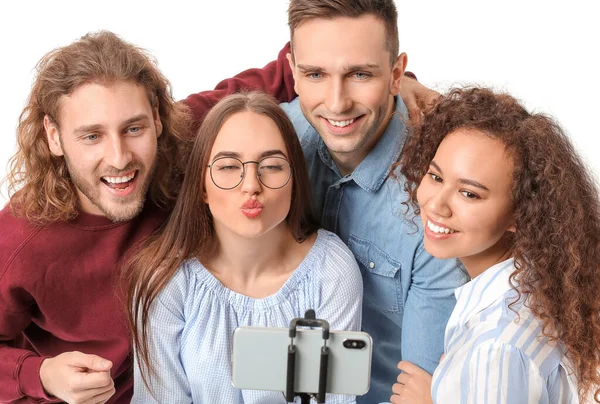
207,156,293,190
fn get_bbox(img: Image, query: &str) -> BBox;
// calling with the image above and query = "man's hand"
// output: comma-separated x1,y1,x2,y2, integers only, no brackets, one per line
389,360,433,404
39,351,115,404
399,76,441,126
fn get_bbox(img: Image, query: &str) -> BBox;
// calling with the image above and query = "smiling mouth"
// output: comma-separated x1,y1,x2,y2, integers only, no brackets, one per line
101,171,137,190
427,219,457,234
323,115,364,129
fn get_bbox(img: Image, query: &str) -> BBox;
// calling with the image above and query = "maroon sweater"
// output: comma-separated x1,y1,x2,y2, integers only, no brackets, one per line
0,43,295,404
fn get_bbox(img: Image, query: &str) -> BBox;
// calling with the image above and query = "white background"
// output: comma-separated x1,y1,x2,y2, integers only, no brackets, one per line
0,0,598,206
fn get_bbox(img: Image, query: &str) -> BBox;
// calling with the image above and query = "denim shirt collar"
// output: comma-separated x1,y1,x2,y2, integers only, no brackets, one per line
316,97,408,192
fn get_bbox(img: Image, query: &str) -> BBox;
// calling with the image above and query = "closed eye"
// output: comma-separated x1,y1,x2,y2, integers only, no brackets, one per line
217,165,241,171
260,164,284,171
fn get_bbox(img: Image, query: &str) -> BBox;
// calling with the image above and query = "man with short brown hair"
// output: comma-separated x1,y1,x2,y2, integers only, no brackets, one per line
279,0,467,401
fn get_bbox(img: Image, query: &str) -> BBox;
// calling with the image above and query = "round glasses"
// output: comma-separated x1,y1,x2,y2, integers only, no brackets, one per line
207,156,293,190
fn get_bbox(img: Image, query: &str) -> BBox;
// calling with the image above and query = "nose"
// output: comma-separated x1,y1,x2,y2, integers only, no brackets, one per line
424,186,452,219
105,134,133,170
240,163,262,195
325,78,352,115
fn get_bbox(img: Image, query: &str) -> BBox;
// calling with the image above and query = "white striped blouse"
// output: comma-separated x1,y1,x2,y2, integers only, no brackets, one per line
431,258,582,404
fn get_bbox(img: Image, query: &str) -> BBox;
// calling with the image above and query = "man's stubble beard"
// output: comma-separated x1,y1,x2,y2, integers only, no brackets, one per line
64,153,157,223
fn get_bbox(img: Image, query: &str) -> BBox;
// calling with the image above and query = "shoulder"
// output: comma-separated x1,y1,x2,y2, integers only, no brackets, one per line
279,98,318,144
154,259,200,312
471,296,565,377
311,230,361,284
314,230,357,265
0,205,47,278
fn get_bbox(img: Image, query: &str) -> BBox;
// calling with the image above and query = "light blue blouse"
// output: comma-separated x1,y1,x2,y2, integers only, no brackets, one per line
132,229,363,404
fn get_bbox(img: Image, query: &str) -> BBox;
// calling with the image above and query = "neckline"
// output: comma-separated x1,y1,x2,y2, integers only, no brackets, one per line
189,229,325,309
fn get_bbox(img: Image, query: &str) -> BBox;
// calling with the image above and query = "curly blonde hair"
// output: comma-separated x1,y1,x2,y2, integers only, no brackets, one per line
5,31,191,223
397,87,600,402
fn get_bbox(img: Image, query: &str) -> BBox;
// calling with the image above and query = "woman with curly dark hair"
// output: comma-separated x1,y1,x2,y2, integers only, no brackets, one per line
388,87,600,403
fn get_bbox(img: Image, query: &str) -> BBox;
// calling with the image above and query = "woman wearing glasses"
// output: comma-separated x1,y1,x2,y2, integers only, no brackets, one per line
124,92,362,403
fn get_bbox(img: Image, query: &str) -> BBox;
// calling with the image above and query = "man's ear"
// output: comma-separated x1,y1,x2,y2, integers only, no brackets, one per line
153,106,163,138
286,52,299,95
44,115,64,157
390,52,408,96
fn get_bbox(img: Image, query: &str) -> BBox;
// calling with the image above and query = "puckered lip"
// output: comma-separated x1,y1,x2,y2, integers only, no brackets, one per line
241,199,263,209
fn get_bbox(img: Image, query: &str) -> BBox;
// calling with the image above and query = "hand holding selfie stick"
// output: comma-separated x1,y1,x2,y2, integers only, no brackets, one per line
286,309,329,403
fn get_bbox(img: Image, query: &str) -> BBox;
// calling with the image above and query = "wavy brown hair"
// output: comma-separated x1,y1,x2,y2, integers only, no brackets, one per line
124,91,319,387
4,30,191,223
396,87,600,401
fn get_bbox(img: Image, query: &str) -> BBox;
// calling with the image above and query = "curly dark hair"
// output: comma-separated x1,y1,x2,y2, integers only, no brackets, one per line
396,87,600,402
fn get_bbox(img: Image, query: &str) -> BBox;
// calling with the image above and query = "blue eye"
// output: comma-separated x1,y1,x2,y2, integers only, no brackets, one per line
308,72,322,80
128,126,140,133
353,72,370,79
85,134,98,142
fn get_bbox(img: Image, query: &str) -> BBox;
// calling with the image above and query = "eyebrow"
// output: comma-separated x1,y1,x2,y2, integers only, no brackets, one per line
430,160,490,192
296,63,380,73
212,149,287,160
72,114,151,136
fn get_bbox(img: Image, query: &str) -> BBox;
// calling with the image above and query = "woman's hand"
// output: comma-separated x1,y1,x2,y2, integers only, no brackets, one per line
389,360,433,404
399,76,441,125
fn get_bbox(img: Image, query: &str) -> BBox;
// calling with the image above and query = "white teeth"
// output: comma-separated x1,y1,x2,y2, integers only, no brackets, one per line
327,118,355,127
427,220,456,234
103,172,135,184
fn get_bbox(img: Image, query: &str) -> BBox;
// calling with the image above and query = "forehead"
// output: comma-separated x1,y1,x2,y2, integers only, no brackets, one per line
56,81,152,131
435,129,514,188
210,111,287,157
292,15,389,68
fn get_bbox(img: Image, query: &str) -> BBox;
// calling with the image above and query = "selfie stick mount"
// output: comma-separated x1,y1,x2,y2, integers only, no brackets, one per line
286,309,330,404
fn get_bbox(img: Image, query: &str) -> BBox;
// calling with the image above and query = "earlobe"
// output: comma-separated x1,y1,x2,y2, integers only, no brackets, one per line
286,53,299,95
390,52,408,95
44,115,64,157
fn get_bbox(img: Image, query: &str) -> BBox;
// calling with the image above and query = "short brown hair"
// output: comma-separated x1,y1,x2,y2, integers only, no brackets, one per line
5,30,191,224
288,0,399,65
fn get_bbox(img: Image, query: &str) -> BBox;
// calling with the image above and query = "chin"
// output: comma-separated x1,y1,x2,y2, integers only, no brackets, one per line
423,243,457,261
102,200,145,222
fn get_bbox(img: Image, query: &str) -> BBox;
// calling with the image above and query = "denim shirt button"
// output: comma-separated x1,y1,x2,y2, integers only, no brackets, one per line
334,184,341,190
369,261,375,269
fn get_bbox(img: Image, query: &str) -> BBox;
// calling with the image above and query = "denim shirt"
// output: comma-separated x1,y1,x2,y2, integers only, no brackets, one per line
280,98,468,403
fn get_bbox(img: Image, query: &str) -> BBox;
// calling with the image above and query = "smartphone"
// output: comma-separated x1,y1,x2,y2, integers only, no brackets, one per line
231,326,372,396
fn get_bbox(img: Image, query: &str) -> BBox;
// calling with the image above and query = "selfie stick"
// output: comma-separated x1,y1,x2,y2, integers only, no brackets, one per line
286,309,330,404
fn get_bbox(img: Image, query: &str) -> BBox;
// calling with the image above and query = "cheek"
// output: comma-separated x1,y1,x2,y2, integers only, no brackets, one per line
297,82,323,109
351,80,389,107
416,180,429,206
